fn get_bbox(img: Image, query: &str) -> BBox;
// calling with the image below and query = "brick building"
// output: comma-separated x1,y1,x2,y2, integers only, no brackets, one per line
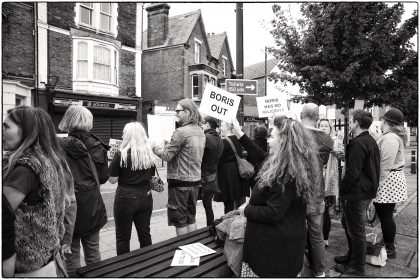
141,4,234,123
2,2,143,143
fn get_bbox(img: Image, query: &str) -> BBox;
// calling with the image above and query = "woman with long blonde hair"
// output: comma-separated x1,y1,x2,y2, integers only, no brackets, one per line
231,115,322,277
108,122,158,255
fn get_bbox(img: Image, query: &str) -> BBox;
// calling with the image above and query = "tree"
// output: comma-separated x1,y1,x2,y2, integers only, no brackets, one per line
268,3,418,115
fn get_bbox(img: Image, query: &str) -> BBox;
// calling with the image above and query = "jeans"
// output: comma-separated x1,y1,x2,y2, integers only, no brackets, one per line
200,189,214,226
65,231,101,277
341,199,371,270
114,186,153,255
373,202,396,244
306,201,325,275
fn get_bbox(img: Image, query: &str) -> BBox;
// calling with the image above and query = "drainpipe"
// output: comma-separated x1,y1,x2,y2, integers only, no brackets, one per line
34,3,39,106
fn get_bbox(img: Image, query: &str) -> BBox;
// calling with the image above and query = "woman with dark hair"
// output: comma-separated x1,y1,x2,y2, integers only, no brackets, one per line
232,115,322,277
59,105,109,276
252,125,268,152
2,106,73,276
373,108,408,258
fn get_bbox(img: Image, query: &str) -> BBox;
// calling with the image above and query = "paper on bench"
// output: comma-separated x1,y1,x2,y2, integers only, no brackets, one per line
179,243,217,259
170,250,200,266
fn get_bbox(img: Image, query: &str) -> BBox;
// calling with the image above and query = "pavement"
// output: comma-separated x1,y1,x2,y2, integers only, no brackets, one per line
79,146,418,277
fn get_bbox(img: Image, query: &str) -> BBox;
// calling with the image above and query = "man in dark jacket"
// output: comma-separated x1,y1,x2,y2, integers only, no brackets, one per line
301,103,334,277
200,116,224,226
334,110,380,276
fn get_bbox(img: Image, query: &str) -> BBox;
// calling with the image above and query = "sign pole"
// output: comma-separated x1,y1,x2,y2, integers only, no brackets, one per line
236,3,244,125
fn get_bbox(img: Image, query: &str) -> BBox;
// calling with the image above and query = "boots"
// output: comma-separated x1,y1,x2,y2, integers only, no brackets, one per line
385,242,396,259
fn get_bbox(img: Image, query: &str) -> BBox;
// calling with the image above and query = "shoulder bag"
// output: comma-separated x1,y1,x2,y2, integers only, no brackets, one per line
149,165,165,192
225,137,255,179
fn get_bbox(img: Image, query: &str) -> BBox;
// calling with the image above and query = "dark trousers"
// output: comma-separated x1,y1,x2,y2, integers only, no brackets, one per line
114,186,153,255
323,204,331,240
200,189,214,227
224,196,246,214
373,202,396,244
341,199,371,270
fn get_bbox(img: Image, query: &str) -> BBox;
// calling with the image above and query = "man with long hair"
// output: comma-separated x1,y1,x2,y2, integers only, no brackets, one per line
334,110,380,276
152,99,205,236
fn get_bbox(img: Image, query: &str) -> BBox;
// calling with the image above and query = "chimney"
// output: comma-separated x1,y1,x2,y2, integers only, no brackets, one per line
145,3,170,47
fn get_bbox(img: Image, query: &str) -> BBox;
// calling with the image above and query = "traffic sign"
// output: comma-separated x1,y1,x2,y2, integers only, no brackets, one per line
225,79,258,95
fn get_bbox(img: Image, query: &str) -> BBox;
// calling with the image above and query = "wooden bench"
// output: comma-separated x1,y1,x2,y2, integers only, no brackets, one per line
76,227,234,277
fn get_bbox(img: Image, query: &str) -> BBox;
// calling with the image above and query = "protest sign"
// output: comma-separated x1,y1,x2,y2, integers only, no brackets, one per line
108,138,123,159
354,99,365,110
170,250,200,267
147,114,176,144
256,96,287,118
200,84,241,122
179,243,217,259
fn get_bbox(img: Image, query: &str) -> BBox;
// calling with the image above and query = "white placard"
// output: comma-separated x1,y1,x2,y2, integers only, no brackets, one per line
327,108,336,120
147,114,176,143
170,250,200,267
199,84,241,122
354,99,365,110
179,243,217,259
108,138,123,159
256,96,287,118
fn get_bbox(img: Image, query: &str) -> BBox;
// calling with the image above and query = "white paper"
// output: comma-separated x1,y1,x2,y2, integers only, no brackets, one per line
107,138,123,159
147,114,176,142
170,250,200,267
179,243,217,259
199,84,241,123
256,96,287,118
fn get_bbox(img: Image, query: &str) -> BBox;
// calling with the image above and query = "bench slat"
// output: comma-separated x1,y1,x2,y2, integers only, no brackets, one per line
81,230,211,277
176,251,228,277
200,263,234,278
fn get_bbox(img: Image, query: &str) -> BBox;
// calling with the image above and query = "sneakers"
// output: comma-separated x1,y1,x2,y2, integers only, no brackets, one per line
335,264,365,276
314,272,326,277
334,254,350,264
385,242,396,258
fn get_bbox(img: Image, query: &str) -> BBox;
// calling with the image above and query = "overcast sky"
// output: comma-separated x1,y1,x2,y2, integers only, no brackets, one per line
143,2,418,67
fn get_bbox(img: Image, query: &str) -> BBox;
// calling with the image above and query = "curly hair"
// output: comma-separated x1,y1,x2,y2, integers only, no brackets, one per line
386,121,408,145
256,115,322,204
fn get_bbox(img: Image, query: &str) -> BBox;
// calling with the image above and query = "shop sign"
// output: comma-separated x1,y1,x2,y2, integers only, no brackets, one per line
54,98,136,111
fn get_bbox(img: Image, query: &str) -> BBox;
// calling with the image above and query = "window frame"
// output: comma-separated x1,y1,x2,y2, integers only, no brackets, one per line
222,55,227,77
191,74,199,99
194,38,202,64
75,3,118,37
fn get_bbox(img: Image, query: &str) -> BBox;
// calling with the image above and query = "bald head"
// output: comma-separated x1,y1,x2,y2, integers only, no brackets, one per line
301,103,319,121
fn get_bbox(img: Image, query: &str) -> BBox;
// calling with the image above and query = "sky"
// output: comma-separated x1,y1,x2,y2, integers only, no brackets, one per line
143,2,418,68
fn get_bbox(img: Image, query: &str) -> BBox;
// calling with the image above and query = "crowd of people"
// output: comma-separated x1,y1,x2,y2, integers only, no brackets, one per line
2,99,409,277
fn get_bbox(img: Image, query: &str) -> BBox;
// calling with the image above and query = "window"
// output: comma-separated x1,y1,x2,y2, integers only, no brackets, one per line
210,78,216,85
204,75,209,85
73,38,119,95
76,3,118,35
15,96,23,106
222,58,227,76
194,41,201,63
192,74,199,99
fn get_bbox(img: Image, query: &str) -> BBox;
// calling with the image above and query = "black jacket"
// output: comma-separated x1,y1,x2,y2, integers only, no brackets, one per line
201,129,224,194
60,131,109,238
340,131,380,200
239,134,267,189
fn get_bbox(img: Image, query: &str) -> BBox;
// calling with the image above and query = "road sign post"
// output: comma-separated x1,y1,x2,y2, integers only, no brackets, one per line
225,79,258,95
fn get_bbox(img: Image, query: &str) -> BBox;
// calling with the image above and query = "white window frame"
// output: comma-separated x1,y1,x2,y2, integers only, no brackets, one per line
194,38,202,64
72,38,120,96
222,55,227,77
75,3,118,37
191,74,199,99
190,71,217,100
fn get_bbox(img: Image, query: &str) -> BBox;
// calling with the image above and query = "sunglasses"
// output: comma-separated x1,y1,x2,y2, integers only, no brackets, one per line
175,109,186,114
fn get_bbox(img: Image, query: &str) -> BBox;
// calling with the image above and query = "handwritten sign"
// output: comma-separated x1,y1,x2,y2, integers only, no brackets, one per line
199,84,241,122
147,114,176,143
256,96,287,118
170,250,200,267
179,243,217,259
108,138,123,159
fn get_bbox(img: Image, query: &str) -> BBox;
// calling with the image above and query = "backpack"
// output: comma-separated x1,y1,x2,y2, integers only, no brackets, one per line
81,134,110,184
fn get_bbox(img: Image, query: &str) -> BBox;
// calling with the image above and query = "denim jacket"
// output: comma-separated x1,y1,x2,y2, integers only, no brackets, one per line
154,121,205,182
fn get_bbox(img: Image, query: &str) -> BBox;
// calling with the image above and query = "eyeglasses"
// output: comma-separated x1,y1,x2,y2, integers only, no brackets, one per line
175,109,186,114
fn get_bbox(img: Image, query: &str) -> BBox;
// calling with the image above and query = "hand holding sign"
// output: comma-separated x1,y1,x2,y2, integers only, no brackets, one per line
200,84,241,122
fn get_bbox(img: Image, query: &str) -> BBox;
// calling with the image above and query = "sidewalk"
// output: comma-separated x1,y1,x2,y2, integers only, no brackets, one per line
81,147,418,277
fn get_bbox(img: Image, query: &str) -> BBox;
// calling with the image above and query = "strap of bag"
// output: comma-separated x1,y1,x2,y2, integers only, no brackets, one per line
72,137,100,187
153,164,161,178
225,137,242,162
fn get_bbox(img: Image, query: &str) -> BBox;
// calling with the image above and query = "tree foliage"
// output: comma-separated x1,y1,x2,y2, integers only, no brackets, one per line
268,2,418,115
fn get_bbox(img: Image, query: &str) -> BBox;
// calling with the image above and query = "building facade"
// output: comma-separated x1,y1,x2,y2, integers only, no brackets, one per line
2,2,143,143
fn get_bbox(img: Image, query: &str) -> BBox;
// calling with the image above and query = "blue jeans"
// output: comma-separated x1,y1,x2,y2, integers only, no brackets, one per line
114,186,153,255
341,199,371,270
65,231,101,277
306,201,325,275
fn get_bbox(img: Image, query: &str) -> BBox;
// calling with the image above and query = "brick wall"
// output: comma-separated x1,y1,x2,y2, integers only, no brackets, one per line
47,3,75,30
48,32,72,89
142,47,185,101
2,3,34,78
219,42,233,78
119,50,135,97
117,3,136,48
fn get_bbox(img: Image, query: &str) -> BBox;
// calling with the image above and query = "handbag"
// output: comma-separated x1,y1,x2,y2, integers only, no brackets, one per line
365,233,387,267
149,165,165,192
225,137,255,179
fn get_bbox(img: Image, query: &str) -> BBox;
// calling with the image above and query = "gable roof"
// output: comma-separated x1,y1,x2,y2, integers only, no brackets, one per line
142,10,206,50
207,32,234,69
244,59,279,80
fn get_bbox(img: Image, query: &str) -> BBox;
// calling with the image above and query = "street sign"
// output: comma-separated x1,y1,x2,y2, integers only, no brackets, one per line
225,79,258,95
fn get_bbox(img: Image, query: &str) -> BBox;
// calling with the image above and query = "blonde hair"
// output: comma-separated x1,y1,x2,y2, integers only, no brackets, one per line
59,105,93,132
256,115,322,204
119,122,157,170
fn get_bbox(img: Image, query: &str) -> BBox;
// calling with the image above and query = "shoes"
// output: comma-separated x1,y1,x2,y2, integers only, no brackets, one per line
324,240,329,248
314,272,326,277
334,254,350,264
335,264,365,276
385,242,396,258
